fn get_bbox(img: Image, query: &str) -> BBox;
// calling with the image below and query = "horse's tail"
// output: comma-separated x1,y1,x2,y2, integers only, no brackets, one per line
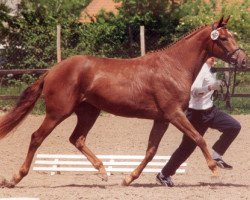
0,72,48,139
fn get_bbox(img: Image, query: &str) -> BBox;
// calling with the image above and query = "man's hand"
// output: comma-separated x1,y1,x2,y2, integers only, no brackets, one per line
208,80,223,91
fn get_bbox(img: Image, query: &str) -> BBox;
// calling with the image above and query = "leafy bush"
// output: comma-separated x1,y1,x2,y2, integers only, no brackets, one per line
0,0,90,69
1,0,249,66
175,0,250,53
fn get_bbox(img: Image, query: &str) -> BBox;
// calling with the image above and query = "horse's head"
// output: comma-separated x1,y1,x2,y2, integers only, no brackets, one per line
207,16,247,69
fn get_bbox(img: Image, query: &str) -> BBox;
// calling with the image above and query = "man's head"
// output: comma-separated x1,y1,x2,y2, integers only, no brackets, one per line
206,57,216,67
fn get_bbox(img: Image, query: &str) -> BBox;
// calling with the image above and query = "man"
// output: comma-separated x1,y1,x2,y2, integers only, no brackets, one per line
156,57,241,187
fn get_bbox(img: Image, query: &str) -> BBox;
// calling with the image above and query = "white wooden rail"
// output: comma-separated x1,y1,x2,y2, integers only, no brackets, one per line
33,154,187,175
0,198,39,200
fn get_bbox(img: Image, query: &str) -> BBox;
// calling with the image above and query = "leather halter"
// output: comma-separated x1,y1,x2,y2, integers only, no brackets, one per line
211,24,243,65
210,24,244,106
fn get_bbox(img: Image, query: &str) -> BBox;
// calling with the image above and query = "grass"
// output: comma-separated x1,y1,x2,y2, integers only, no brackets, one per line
215,83,250,114
0,82,45,115
215,71,250,114
216,97,250,114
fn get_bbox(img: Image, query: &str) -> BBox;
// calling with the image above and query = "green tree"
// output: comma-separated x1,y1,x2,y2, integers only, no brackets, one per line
0,0,90,69
114,0,181,55
62,0,182,58
174,0,250,53
75,0,181,58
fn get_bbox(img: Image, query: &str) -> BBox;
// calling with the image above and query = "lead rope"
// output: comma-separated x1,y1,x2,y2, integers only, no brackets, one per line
223,69,232,109
231,64,237,96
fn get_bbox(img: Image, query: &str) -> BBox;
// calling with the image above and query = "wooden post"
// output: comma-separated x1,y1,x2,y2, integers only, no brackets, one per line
128,26,133,57
57,25,61,63
224,63,232,110
140,25,145,56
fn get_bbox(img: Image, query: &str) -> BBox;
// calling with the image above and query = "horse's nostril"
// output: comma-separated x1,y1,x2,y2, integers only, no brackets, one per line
241,59,247,67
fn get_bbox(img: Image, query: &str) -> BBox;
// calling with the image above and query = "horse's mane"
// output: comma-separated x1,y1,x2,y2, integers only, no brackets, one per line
149,24,208,54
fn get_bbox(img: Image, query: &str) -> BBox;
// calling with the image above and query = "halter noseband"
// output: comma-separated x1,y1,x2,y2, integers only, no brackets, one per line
211,24,242,65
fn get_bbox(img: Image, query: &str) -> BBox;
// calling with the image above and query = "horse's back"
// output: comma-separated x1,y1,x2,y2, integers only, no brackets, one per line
44,54,153,91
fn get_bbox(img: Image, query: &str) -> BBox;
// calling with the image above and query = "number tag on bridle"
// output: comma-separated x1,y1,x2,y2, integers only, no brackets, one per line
211,30,220,40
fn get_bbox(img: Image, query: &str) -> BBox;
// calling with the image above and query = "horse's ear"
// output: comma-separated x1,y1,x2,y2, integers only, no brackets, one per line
224,16,231,24
217,16,224,28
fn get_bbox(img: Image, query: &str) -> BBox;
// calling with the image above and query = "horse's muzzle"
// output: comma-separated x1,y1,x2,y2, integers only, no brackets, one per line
241,58,247,68
232,49,248,69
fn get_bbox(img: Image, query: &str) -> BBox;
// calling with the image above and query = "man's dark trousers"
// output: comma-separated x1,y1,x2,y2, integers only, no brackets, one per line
161,106,241,177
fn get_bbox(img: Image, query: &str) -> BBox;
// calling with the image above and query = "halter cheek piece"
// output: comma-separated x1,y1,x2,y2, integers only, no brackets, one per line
211,24,243,65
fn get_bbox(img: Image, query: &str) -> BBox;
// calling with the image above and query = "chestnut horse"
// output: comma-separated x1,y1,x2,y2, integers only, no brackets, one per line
0,17,247,188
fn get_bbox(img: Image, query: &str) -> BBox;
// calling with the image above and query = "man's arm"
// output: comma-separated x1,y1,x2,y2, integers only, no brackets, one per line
192,80,222,97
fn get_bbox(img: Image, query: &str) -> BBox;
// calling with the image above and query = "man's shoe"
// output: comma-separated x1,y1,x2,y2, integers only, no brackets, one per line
156,173,174,187
214,158,233,170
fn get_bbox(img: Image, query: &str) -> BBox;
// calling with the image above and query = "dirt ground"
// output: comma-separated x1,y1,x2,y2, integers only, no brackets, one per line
0,113,249,200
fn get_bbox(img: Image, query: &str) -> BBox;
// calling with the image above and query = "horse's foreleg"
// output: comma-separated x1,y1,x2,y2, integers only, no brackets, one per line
169,110,218,175
0,115,61,188
122,120,169,186
69,103,108,181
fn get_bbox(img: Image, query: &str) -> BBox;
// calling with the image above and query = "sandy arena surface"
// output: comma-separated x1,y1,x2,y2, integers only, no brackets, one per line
0,113,249,200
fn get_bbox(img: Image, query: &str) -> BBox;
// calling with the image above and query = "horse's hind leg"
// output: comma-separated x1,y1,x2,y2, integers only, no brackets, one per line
122,120,169,186
69,102,108,181
169,109,217,175
0,114,63,188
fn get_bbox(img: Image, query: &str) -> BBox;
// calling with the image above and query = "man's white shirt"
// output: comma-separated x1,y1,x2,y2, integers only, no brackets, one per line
189,63,217,110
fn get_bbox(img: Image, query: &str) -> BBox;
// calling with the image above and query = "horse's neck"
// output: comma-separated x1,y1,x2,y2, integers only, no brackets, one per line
159,26,210,82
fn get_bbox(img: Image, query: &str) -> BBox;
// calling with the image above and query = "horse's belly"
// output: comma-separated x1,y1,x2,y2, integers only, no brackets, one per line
102,105,159,119
86,94,160,119
106,105,159,119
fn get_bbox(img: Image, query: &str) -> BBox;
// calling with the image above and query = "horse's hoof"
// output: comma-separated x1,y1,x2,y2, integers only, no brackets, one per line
0,176,7,188
101,174,108,182
121,175,133,186
0,177,15,188
121,179,129,186
208,160,217,170
211,168,219,178
5,182,15,188
97,173,108,182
